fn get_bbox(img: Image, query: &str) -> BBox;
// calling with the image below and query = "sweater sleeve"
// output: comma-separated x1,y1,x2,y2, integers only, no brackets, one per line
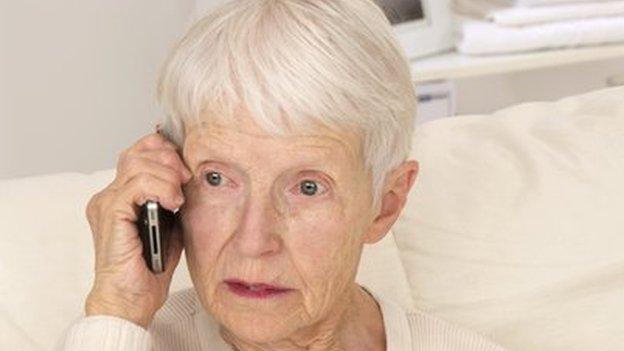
58,315,152,351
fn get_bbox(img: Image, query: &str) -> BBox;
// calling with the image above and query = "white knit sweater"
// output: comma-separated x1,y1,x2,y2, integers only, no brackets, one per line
57,284,508,350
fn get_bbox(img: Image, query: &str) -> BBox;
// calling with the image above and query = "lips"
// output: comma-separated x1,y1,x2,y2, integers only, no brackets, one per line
223,278,292,292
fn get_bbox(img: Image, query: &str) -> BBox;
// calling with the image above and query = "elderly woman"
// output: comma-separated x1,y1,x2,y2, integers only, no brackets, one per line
59,0,507,350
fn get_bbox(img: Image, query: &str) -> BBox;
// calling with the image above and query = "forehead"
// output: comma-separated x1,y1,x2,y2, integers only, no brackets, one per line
183,117,363,173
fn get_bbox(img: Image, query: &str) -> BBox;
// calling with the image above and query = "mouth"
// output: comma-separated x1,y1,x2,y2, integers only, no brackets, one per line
224,279,294,298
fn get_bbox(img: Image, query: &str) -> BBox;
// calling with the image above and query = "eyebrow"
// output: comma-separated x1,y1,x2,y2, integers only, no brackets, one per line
191,152,339,182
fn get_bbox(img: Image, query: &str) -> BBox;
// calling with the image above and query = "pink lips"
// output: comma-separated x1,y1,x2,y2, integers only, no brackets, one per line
224,279,293,298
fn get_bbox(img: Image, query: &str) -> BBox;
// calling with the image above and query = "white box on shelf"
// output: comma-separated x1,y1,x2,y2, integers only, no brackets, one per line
415,79,456,125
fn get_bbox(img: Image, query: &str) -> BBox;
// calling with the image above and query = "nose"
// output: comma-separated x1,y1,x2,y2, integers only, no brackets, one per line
232,194,282,258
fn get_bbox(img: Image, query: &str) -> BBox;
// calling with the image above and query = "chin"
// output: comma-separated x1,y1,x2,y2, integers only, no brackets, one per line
221,314,295,344
207,285,305,343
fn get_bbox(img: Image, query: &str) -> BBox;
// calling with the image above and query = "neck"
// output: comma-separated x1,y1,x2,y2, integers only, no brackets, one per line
219,283,386,351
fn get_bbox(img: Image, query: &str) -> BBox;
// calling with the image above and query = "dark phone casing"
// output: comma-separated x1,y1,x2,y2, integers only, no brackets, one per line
138,200,178,273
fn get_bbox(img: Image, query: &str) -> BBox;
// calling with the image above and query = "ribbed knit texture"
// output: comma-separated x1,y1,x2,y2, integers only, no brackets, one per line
407,311,506,351
60,315,151,351
58,287,508,350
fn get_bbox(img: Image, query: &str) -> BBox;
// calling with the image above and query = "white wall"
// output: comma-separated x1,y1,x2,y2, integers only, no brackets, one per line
194,0,228,20
0,1,196,179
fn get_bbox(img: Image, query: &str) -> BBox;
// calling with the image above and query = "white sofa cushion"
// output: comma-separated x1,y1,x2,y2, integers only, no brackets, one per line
392,85,624,351
0,169,414,350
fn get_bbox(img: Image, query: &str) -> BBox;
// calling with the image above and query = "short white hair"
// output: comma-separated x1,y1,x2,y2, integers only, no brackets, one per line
156,0,416,213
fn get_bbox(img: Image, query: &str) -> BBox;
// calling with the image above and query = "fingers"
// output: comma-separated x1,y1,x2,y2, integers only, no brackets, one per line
115,134,192,190
116,172,186,215
131,132,178,153
117,156,191,189
82,124,188,324
140,149,192,181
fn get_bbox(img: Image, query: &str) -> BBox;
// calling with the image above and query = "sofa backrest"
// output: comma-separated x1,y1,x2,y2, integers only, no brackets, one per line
392,85,624,351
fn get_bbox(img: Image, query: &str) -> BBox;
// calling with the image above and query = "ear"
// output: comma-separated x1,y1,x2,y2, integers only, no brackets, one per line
362,160,419,244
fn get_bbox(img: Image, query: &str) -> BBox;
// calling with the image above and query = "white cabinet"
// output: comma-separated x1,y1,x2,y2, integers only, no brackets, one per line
411,44,624,123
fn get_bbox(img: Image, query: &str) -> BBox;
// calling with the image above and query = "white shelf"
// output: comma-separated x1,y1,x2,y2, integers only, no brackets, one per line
410,43,624,83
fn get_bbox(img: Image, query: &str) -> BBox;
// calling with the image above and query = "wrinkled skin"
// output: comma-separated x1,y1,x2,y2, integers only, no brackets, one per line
177,109,419,351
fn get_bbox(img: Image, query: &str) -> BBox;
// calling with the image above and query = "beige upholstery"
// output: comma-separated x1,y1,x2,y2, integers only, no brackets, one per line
393,85,624,351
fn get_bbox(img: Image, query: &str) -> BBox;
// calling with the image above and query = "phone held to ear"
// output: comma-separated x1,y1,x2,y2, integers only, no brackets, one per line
138,200,178,273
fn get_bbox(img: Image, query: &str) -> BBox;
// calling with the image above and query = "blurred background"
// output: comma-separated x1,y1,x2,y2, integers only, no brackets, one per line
1,0,623,179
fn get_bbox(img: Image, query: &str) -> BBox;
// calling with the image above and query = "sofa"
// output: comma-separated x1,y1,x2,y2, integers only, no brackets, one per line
1,85,622,350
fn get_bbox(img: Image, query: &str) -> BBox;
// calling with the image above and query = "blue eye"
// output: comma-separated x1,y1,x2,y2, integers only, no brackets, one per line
300,180,319,196
205,171,223,186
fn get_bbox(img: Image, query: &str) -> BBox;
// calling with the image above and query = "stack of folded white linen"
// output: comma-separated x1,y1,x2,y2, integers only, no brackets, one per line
453,0,624,55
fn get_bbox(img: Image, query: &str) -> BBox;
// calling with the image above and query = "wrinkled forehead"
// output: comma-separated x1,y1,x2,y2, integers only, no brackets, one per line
183,117,365,175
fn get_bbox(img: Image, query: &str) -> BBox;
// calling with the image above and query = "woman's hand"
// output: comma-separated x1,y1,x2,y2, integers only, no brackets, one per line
83,129,192,329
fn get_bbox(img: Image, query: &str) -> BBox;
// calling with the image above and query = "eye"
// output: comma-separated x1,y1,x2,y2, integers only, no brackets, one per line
204,171,228,187
298,179,327,196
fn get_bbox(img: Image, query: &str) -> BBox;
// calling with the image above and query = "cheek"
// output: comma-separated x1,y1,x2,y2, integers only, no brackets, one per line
181,197,237,290
287,203,362,299
182,184,239,252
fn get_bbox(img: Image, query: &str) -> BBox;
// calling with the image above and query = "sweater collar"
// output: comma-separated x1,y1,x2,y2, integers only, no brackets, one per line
360,283,413,351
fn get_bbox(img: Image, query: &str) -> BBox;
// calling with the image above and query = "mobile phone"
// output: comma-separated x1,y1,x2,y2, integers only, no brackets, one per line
138,200,178,273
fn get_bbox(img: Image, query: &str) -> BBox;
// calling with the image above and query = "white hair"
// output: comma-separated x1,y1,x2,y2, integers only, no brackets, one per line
156,0,416,214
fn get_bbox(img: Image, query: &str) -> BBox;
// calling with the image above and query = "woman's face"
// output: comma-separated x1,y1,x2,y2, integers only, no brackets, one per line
178,112,376,342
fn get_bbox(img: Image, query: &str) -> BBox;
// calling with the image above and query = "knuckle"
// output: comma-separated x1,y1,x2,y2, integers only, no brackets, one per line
169,183,182,199
144,133,165,148
111,207,129,219
95,192,111,214
86,190,110,230
160,166,179,185
133,172,153,189
159,150,178,167
160,152,186,180
124,158,141,176
125,171,181,208
116,149,133,172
